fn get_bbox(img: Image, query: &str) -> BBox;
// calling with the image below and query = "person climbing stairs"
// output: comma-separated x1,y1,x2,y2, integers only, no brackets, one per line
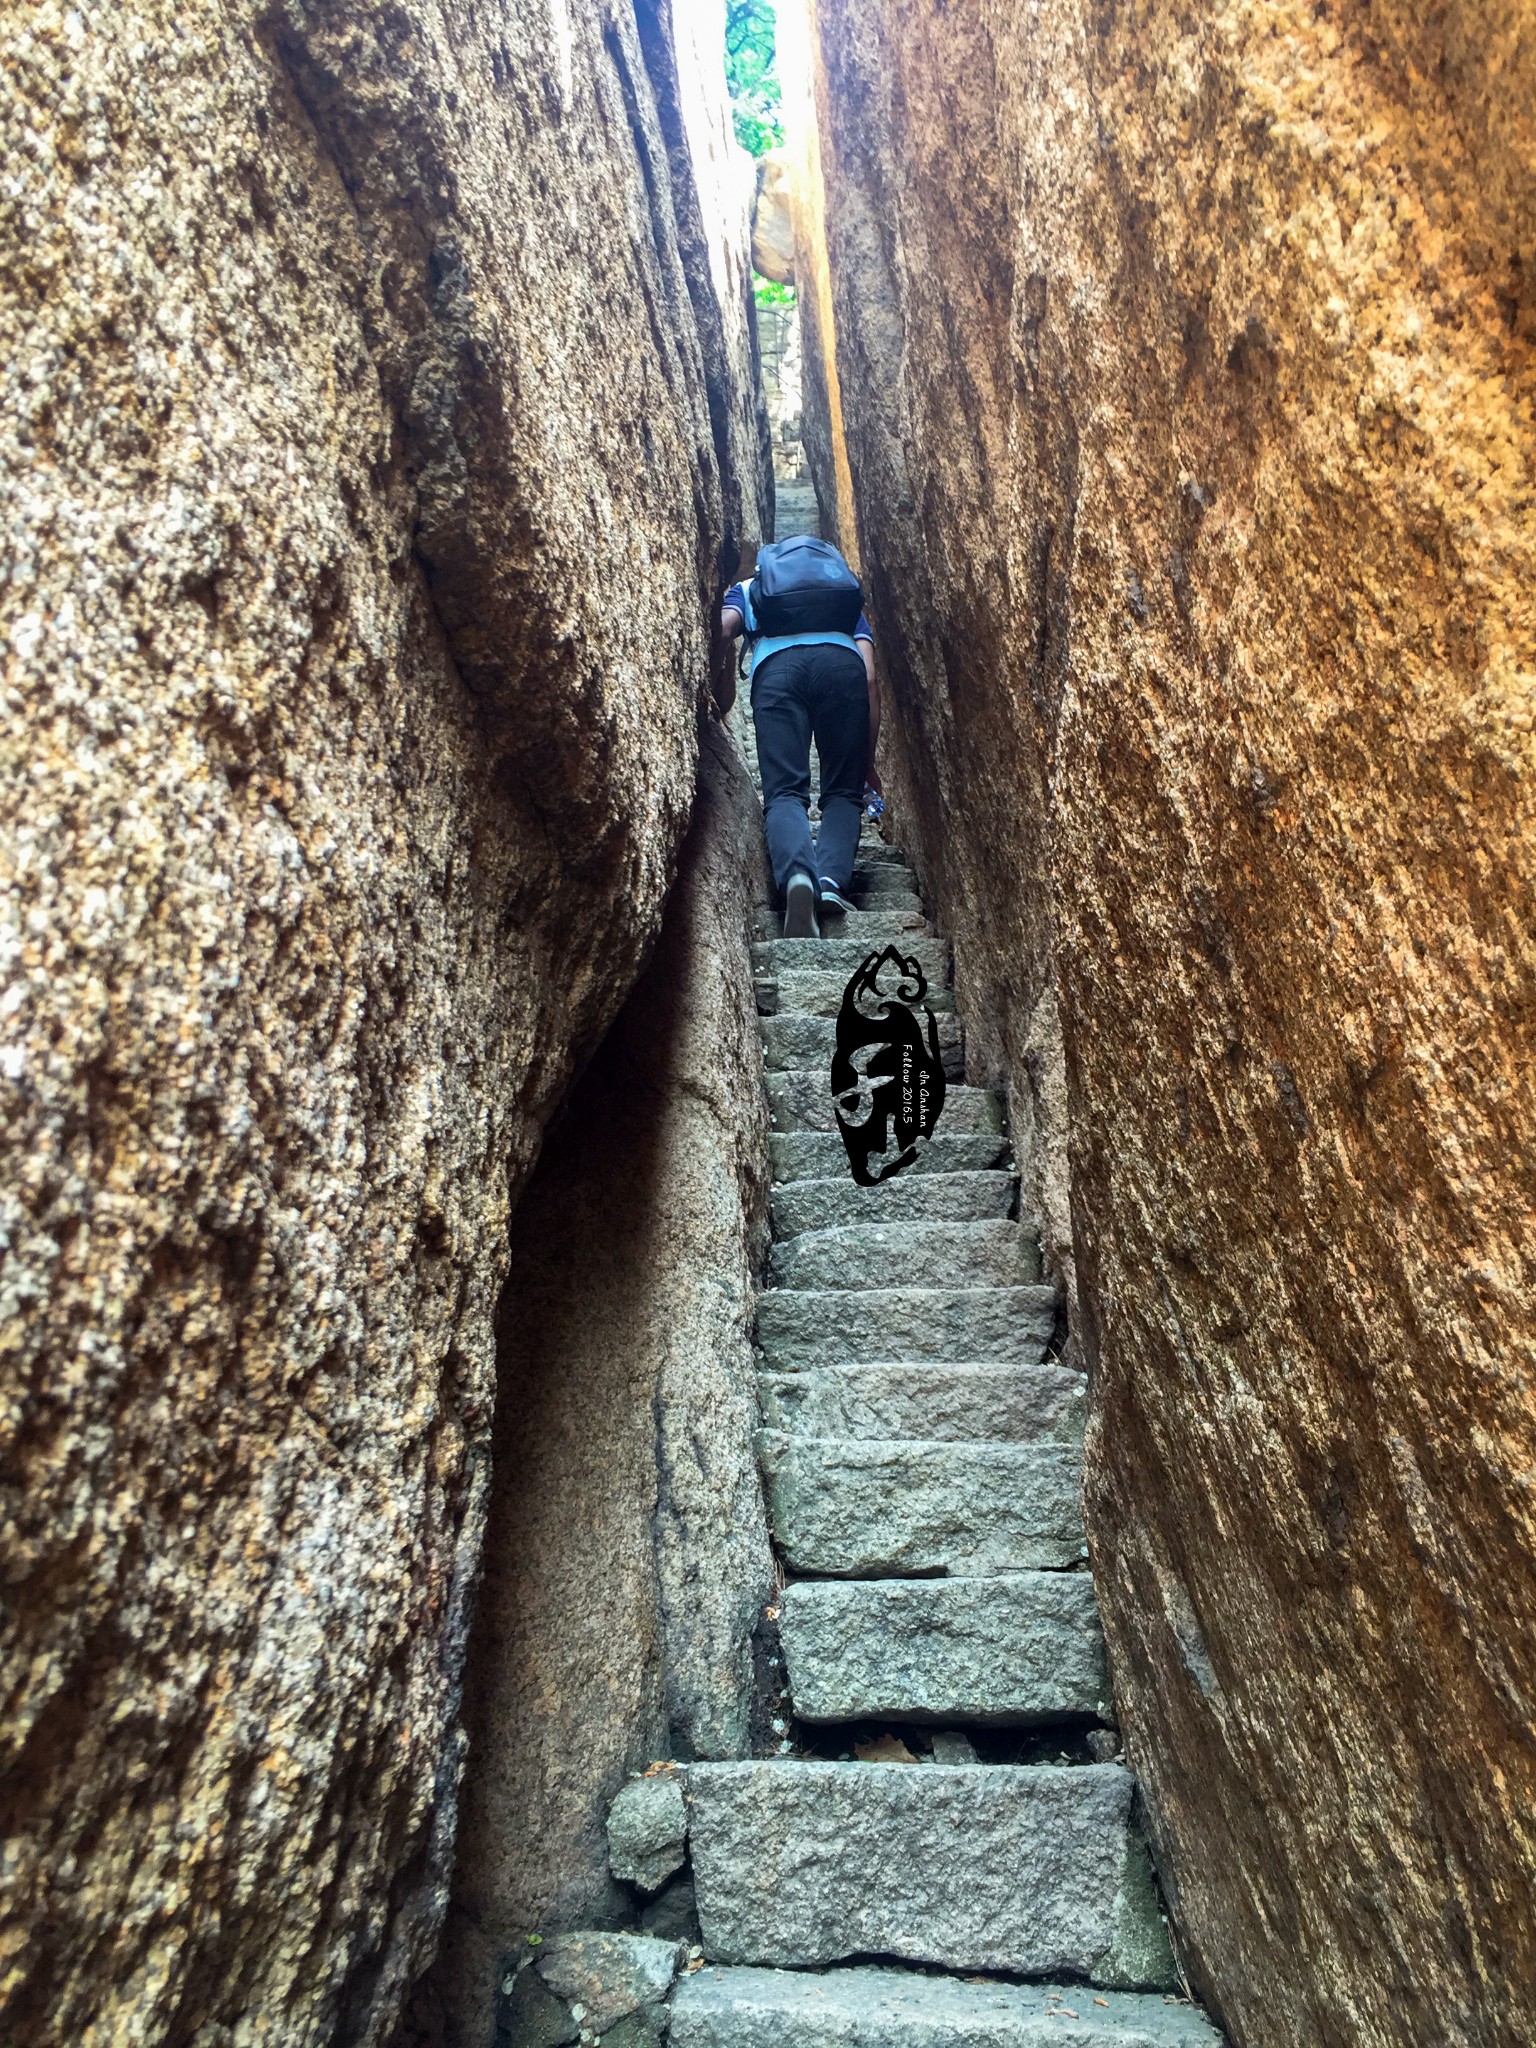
667,831,1224,2046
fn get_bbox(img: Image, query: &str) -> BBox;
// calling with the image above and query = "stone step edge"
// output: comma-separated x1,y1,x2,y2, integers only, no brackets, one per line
669,1966,1222,2047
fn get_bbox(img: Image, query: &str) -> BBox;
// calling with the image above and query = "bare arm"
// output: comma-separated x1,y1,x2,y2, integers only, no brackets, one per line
713,604,744,717
859,637,882,792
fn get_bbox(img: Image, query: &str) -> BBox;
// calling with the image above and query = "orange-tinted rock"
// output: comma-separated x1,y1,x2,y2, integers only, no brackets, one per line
0,3,761,2042
797,1,1536,2041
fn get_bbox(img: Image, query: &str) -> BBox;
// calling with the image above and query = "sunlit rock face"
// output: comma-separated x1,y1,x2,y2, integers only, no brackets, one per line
798,1,1536,2042
0,3,761,2042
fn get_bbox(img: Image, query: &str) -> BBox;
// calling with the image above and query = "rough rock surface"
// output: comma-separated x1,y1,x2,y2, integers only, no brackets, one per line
413,732,775,2045
535,1932,683,2034
671,1966,1223,2048
0,5,763,2043
607,1773,690,1895
798,0,1536,2041
687,1761,1175,1986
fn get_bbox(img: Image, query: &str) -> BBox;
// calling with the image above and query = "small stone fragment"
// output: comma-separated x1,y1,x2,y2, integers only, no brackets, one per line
607,1772,689,1893
930,1731,979,1766
537,1933,685,2035
1087,1730,1122,1763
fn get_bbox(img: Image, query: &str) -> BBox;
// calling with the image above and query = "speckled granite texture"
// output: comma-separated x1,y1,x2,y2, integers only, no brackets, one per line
0,3,762,2041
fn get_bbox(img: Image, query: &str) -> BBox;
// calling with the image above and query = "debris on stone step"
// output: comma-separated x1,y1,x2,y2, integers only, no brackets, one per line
1088,1729,1124,1763
607,1771,689,1893
756,1282,1058,1368
686,1761,1177,1986
929,1730,980,1765
758,1434,1085,1576
853,1731,921,1763
669,1965,1224,2046
780,1573,1109,1724
756,1360,1086,1445
535,1933,685,2037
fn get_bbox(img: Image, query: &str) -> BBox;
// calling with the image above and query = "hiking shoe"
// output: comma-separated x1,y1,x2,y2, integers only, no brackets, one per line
783,871,820,939
818,879,853,917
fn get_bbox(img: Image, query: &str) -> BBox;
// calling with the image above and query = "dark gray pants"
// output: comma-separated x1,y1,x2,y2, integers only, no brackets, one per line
751,643,868,899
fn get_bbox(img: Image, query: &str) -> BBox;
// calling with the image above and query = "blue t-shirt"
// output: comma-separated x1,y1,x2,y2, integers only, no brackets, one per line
724,582,873,646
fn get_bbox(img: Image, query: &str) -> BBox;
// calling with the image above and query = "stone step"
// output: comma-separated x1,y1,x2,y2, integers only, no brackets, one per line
757,1361,1087,1444
760,1011,964,1080
854,844,911,866
766,1070,1000,1137
779,1573,1109,1724
685,1762,1175,1987
854,874,922,902
671,1967,1219,2048
752,936,948,983
768,1221,1036,1294
770,1131,1004,1181
758,1434,1083,1574
758,972,957,1019
757,1284,1058,1368
753,906,932,943
769,1169,1010,1237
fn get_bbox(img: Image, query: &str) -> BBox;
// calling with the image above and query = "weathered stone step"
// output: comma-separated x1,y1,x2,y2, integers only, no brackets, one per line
758,1434,1083,1574
752,937,948,983
758,972,956,1019
767,1070,1000,1137
854,873,923,902
770,1132,1004,1182
754,906,932,943
757,1284,1057,1367
854,844,911,866
671,1967,1218,2048
685,1762,1175,1986
760,1011,964,1080
769,1169,1010,1237
757,1361,1086,1443
768,1221,1035,1293
780,1574,1109,1724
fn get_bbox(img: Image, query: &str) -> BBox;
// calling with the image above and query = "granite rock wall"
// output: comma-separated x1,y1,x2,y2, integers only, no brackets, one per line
797,2,1536,2043
0,4,763,2043
408,724,775,2048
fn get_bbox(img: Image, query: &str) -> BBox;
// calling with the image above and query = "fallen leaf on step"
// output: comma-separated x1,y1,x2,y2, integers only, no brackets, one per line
1094,1998,1110,2007
854,1733,919,1764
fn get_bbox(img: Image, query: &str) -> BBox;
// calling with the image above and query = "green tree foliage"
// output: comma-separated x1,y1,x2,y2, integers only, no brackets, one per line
725,0,782,157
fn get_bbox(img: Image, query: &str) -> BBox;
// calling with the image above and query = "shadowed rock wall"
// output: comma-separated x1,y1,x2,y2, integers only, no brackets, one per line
0,4,763,2043
799,2,1536,2043
411,724,775,2048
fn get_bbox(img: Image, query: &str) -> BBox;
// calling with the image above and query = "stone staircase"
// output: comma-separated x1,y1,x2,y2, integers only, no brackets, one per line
669,835,1222,2045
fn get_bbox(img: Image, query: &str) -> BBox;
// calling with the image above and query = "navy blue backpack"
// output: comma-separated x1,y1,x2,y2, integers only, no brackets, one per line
749,536,864,636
